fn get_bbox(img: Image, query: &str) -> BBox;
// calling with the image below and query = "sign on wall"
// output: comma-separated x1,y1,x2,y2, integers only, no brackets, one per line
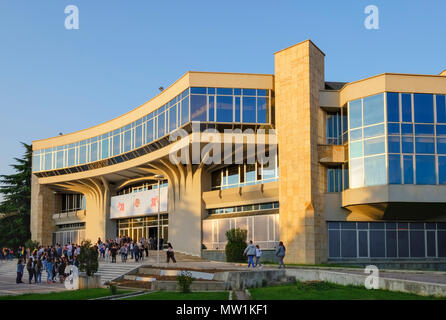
110,187,168,219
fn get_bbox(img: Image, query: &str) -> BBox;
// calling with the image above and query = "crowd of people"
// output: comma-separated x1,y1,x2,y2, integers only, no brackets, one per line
244,240,286,269
1,248,15,261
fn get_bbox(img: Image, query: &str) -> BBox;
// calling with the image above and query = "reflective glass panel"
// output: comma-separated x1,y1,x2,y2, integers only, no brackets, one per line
416,155,436,185
364,155,386,186
242,97,256,123
437,95,446,123
402,93,412,122
388,154,402,184
414,94,434,123
363,94,384,126
190,95,207,122
216,96,233,122
349,99,362,129
403,155,414,184
387,92,399,122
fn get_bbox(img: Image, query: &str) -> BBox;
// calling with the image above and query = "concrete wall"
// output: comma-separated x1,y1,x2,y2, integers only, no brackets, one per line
202,249,278,263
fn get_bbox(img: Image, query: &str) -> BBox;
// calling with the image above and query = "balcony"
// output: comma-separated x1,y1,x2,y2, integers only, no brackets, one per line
318,144,347,166
52,210,86,225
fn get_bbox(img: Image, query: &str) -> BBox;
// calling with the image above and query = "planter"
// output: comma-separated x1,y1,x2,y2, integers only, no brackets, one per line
79,274,102,289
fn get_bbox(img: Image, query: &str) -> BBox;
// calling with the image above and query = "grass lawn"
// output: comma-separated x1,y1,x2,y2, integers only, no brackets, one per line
0,288,131,300
249,281,445,300
123,291,229,300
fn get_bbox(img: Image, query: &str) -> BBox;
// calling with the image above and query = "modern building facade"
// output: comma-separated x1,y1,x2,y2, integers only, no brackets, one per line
31,40,446,263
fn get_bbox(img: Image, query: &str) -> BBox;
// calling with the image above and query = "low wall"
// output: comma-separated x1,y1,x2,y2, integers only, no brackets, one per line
202,250,278,263
285,268,446,297
214,270,286,290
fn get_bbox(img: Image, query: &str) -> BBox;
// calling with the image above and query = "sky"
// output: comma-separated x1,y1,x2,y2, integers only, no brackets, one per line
0,0,445,185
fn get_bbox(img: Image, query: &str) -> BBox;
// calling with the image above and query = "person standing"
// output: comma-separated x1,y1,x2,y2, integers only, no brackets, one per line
134,243,140,262
243,241,257,269
255,245,262,268
34,258,42,283
16,258,24,284
275,241,286,269
26,258,34,284
111,245,117,263
166,243,176,263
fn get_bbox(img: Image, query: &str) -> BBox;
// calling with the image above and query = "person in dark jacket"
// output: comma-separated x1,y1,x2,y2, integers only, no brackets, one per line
166,243,176,263
134,244,140,262
26,258,35,284
275,241,286,269
16,258,24,284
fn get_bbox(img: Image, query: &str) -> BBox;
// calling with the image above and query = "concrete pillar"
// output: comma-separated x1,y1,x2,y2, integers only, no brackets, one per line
275,40,327,264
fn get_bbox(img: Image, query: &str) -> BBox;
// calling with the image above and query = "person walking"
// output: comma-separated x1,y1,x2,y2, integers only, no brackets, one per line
255,245,262,268
26,258,35,284
243,241,257,269
275,241,286,269
16,258,24,284
166,243,176,263
34,258,42,283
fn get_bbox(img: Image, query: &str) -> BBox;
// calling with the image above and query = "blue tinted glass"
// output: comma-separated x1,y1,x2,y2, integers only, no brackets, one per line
402,94,412,122
100,139,109,160
209,96,215,121
207,88,215,95
181,97,189,125
415,124,434,135
364,124,384,138
191,87,206,94
216,96,233,122
242,97,256,123
401,123,413,135
217,88,233,95
416,155,436,184
33,155,40,172
234,88,241,95
350,141,363,159
56,151,64,169
388,136,400,153
388,154,402,184
438,156,446,184
157,113,165,138
437,125,446,136
437,137,446,154
436,95,446,123
169,105,177,132
112,135,120,156
414,94,434,123
349,99,362,129
415,137,435,154
402,136,413,153
234,97,241,122
45,152,52,170
146,119,154,143
68,148,76,166
190,95,207,121
350,128,362,141
403,156,414,184
243,89,256,96
387,92,400,122
364,137,385,156
388,123,400,134
257,97,268,123
258,89,267,96
363,94,384,125
90,142,99,162
364,155,386,186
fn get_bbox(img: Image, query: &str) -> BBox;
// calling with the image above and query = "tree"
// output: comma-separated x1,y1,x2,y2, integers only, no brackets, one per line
78,240,99,277
225,228,248,263
0,143,32,249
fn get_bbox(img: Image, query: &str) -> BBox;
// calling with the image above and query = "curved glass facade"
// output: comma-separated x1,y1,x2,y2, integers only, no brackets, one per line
348,92,446,189
32,87,271,173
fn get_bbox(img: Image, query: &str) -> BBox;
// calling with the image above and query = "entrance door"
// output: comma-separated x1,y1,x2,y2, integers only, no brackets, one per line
133,227,143,242
119,228,130,237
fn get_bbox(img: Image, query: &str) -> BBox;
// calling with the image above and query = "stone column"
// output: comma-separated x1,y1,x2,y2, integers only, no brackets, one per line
274,40,327,264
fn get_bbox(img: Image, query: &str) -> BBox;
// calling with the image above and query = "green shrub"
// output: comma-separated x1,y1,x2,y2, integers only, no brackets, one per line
78,240,99,277
24,239,40,251
109,284,117,295
225,228,247,263
177,271,194,293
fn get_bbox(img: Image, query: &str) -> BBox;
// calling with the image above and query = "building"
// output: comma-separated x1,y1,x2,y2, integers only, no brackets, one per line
31,40,446,264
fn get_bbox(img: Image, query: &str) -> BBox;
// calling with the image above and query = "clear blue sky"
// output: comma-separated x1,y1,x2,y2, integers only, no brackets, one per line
0,0,445,181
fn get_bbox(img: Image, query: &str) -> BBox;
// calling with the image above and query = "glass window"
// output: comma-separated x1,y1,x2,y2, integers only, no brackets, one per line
358,230,368,257
349,99,362,129
415,137,435,154
123,130,132,152
363,94,384,126
234,97,241,122
68,148,76,167
350,158,364,188
370,230,385,257
401,123,413,135
243,89,256,96
415,124,434,136
134,125,142,148
364,155,386,186
242,97,256,123
258,89,267,96
90,142,98,162
437,95,446,123
437,137,446,154
157,113,165,138
146,119,154,143
79,145,87,164
328,230,341,258
414,94,434,123
402,94,412,122
403,155,414,184
364,137,385,156
56,151,64,169
388,155,402,184
168,105,177,132
398,230,409,257
402,136,414,153
245,164,256,184
416,155,436,185
217,88,233,95
208,96,215,122
216,96,233,122
388,123,400,135
191,87,206,94
364,124,384,138
227,166,239,185
190,95,207,122
386,230,398,257
257,97,268,123
410,230,426,257
181,96,190,125
341,230,357,258
438,156,446,184
387,92,399,122
350,128,362,141
350,141,363,159
388,136,400,153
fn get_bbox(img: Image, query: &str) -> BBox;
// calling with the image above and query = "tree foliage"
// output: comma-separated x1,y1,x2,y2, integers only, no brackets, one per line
0,143,32,249
78,240,99,277
225,228,247,263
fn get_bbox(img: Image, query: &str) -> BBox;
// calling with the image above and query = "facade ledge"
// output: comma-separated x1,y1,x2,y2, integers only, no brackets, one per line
317,144,346,165
52,210,86,225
